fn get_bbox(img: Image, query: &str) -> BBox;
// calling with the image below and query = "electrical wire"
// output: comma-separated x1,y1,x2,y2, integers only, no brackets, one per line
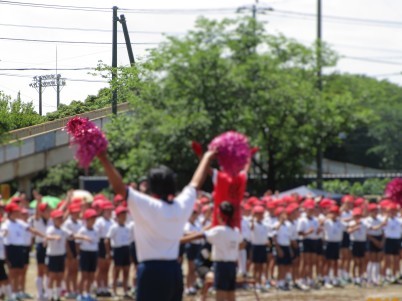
0,37,158,45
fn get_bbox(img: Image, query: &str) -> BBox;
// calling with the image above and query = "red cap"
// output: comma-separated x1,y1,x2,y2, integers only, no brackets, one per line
285,205,297,215
71,197,83,205
69,204,81,213
266,201,275,209
367,203,378,211
93,194,107,202
242,203,252,211
113,194,124,203
253,205,265,214
10,196,22,204
273,199,285,208
83,209,97,219
354,197,365,207
319,199,334,209
115,206,128,215
329,205,340,214
247,197,260,206
101,201,114,210
92,199,104,209
5,203,20,213
38,203,48,212
342,195,354,204
51,209,64,219
387,203,398,211
303,199,315,209
352,207,362,216
275,207,285,216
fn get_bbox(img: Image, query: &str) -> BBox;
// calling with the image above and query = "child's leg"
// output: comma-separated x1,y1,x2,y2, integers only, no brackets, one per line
113,267,120,295
55,272,63,299
86,272,95,295
122,266,129,294
79,272,85,295
215,290,226,301
103,258,111,292
227,290,236,301
186,259,196,289
46,273,54,300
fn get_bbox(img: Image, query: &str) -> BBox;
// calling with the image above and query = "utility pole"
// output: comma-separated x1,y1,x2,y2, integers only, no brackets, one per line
316,0,323,189
56,74,61,108
39,77,42,115
237,0,273,21
111,6,118,115
30,74,66,115
120,14,135,66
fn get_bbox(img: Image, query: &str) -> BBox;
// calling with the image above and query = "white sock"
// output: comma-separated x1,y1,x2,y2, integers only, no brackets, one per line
36,277,44,297
238,250,247,275
46,287,52,299
367,262,373,282
3,285,12,298
373,263,380,283
56,287,62,298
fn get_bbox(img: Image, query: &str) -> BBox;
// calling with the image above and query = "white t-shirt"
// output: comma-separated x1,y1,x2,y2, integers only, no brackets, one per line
364,216,383,236
184,221,203,245
264,215,278,238
250,221,268,245
297,216,320,239
241,216,251,242
30,217,51,243
63,217,83,241
21,223,33,246
127,185,197,262
0,230,5,260
107,222,132,248
204,226,243,261
275,221,294,246
46,225,71,256
126,221,135,243
77,226,100,252
383,217,402,239
323,218,345,242
348,220,368,241
2,219,30,246
341,210,353,231
95,217,113,239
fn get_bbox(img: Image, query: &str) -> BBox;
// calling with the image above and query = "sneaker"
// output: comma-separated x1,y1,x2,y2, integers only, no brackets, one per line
22,292,33,299
103,291,112,298
278,284,290,291
324,283,333,289
123,294,133,300
76,295,84,301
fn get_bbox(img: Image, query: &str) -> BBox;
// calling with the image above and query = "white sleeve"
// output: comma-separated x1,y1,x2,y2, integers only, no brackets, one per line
174,186,197,220
212,169,218,185
106,225,115,239
204,227,221,245
297,219,305,233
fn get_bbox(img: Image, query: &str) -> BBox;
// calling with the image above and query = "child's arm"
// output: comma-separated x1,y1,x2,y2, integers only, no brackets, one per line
105,238,112,259
189,151,216,190
29,227,46,239
273,236,283,258
73,234,92,242
180,232,204,244
97,151,127,199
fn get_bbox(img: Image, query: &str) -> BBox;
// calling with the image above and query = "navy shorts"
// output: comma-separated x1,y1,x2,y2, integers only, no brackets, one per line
36,243,46,264
185,244,201,261
113,246,131,267
0,260,8,281
316,239,324,255
213,261,236,291
68,240,78,259
22,246,31,265
178,244,185,258
302,239,317,253
245,241,252,260
341,232,350,249
79,250,98,272
47,255,66,273
276,246,292,265
136,260,183,301
351,241,366,258
292,244,300,259
251,245,267,263
130,242,138,265
98,238,106,259
7,245,24,269
368,235,383,253
385,238,400,255
325,242,340,260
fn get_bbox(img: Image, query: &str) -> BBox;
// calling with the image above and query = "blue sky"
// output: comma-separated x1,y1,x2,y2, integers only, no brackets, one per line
0,0,401,114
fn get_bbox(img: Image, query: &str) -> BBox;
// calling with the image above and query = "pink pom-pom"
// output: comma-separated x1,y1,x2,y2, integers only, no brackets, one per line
385,178,402,206
65,117,108,169
208,131,250,176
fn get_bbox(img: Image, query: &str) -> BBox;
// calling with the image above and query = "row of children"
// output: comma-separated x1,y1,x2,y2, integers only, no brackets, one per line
190,193,402,293
0,190,138,301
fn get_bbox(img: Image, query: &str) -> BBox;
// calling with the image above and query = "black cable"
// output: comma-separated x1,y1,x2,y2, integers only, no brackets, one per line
0,68,95,71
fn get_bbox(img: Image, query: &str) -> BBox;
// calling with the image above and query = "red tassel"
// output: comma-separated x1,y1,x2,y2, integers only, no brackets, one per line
191,141,203,157
250,147,260,156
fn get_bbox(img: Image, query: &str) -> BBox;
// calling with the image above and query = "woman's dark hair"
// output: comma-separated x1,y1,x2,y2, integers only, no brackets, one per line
219,201,234,226
147,165,176,201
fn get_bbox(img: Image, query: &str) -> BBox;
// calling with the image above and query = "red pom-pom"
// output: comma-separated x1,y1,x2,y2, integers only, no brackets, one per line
208,131,250,176
191,141,203,157
385,178,402,206
65,117,108,169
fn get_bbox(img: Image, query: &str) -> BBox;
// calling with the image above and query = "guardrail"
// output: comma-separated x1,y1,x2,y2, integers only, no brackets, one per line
7,102,130,141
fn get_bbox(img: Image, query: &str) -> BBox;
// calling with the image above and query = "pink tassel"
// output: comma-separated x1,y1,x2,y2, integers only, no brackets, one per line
65,117,108,169
208,131,250,176
385,178,402,206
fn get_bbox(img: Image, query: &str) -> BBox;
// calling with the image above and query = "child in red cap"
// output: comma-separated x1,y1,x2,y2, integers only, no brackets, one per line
76,209,100,301
106,206,132,298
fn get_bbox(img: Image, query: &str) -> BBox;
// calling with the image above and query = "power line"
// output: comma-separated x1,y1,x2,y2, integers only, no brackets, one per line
0,37,159,45
0,1,110,12
0,72,108,83
341,56,402,66
0,67,95,71
0,23,184,35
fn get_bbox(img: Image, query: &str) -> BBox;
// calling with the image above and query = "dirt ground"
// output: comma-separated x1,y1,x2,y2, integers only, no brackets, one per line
24,259,402,301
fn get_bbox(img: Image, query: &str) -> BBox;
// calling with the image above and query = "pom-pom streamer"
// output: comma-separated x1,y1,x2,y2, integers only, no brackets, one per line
385,178,402,206
65,117,108,169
